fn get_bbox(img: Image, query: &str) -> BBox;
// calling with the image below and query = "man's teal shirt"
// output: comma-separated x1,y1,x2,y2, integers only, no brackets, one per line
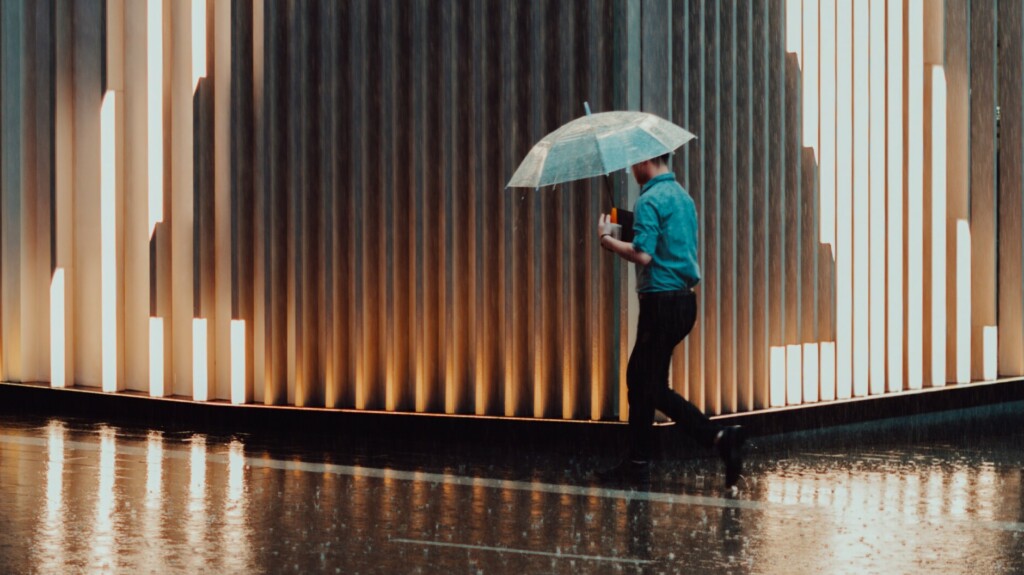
631,172,701,293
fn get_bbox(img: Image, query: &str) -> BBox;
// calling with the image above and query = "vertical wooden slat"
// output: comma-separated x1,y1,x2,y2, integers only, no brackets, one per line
751,0,770,409
835,0,852,400
230,0,254,404
906,0,925,390
969,0,997,381
867,0,885,395
53,0,75,388
703,0,721,415
195,0,215,401
944,0,969,383
784,50,801,405
735,0,753,411
851,0,869,397
924,63,947,389
767,0,785,407
687,0,706,414
819,0,836,401
886,0,904,392
251,0,264,404
718,0,737,414
670,0,688,400
998,0,1024,377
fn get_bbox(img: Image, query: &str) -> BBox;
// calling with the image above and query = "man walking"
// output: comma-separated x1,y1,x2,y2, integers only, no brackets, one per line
596,153,745,489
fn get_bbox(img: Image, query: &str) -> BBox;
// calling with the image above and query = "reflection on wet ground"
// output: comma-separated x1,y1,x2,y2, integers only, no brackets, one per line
1,403,1023,574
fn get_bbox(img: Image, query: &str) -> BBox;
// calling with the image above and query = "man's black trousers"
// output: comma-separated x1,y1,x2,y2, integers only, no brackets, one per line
627,291,723,461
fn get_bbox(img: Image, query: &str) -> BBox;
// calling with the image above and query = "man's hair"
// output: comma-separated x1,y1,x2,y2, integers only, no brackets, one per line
654,153,672,166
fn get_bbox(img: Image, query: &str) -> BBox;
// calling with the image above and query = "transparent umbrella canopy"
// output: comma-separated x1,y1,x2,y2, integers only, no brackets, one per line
505,110,697,190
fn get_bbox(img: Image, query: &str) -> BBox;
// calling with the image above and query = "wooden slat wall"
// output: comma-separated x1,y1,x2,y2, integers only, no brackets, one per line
2,0,1021,421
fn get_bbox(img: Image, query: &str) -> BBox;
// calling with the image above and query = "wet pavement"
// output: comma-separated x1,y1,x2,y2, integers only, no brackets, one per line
2,403,1023,574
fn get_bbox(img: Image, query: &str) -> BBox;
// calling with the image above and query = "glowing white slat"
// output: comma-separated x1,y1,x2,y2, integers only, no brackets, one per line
835,0,853,400
852,2,869,398
907,0,925,391
803,0,819,151
983,326,998,381
148,0,163,237
150,317,164,396
820,342,836,401
868,0,886,395
956,220,971,384
770,346,787,407
786,344,802,406
802,343,819,403
929,66,947,388
820,0,836,248
192,0,206,92
231,320,246,404
193,319,208,401
50,269,65,388
887,0,905,392
101,92,118,393
787,0,803,65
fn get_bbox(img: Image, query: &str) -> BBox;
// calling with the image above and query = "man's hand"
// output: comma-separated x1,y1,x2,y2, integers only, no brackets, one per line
597,213,620,240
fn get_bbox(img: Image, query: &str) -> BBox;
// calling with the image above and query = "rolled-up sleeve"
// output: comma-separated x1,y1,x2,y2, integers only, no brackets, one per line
631,198,660,255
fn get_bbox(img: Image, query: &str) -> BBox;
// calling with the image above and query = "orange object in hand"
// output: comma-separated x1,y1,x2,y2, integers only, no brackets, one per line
611,208,618,224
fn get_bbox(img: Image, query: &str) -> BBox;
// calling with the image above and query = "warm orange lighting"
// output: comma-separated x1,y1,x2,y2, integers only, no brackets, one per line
231,320,246,404
192,0,206,93
101,91,118,393
956,220,971,384
928,65,947,388
149,317,164,397
803,343,819,403
887,0,905,393
148,0,163,238
193,318,208,401
50,268,65,388
786,344,802,406
770,346,786,407
869,0,886,395
907,0,925,392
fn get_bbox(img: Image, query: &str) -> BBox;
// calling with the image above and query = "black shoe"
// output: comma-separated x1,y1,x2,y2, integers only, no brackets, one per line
595,459,651,484
717,426,746,488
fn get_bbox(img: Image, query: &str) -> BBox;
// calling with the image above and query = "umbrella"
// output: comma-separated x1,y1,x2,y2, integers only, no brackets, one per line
505,109,697,190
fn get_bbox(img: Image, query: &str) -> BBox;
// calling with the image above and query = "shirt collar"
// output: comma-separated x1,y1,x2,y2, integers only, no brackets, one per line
640,172,676,195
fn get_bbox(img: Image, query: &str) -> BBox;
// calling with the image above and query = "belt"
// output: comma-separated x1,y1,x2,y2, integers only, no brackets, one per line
637,289,693,300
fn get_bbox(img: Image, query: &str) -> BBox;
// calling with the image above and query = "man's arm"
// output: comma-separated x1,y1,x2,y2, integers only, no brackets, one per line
597,213,652,265
599,234,652,265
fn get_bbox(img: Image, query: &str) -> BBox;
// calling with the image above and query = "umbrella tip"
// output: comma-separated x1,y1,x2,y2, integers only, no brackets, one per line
583,101,591,116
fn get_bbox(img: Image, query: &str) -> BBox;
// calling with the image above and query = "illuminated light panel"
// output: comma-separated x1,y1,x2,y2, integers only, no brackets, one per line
983,326,998,381
231,320,246,404
50,269,65,388
907,0,925,392
193,318,209,401
929,66,947,388
802,0,818,152
956,220,971,384
886,0,905,393
148,0,163,238
819,0,836,247
835,0,853,401
803,343,819,403
868,0,886,395
786,0,802,65
852,1,869,399
149,317,164,396
192,0,206,92
820,342,836,401
786,344,802,406
770,346,786,407
101,91,118,393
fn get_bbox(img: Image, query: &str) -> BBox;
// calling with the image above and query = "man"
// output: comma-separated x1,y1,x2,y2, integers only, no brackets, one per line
596,152,745,489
